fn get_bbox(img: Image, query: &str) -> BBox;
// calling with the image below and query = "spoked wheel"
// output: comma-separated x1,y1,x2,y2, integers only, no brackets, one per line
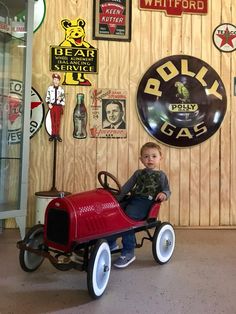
19,224,45,272
87,239,111,299
152,222,175,264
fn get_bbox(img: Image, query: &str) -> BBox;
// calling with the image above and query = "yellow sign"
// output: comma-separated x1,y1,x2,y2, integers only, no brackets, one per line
50,18,98,86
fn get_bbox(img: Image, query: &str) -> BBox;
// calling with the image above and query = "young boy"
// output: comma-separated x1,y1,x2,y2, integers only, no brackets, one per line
111,142,171,268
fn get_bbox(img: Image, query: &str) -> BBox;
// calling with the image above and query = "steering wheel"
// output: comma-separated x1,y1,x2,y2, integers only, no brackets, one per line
98,171,122,195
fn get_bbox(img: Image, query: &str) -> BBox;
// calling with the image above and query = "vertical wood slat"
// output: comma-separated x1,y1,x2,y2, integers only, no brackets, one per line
117,40,129,184
107,41,119,177
157,13,172,222
128,4,141,178
209,0,221,226
95,40,109,186
189,13,201,227
11,0,234,228
220,0,232,226
139,10,152,148
138,9,152,194
168,16,182,226
178,14,192,226
230,0,236,225
199,0,212,226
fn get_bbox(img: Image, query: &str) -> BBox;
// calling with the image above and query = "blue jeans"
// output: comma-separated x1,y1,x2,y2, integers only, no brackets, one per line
109,196,154,256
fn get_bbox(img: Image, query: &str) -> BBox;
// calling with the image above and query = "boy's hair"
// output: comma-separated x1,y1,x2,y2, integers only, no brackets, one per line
140,142,162,156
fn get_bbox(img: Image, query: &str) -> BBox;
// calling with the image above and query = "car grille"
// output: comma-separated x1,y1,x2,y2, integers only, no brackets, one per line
46,208,69,245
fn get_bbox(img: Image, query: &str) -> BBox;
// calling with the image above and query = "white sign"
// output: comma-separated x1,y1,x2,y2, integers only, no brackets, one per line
8,80,44,144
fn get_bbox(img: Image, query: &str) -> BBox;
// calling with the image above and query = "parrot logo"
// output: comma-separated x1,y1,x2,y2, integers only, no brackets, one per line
175,81,190,103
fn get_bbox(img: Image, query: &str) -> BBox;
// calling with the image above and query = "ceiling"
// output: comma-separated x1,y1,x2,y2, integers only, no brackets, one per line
0,0,26,19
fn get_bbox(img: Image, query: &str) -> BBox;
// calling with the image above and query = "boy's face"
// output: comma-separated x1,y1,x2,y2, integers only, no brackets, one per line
140,147,162,170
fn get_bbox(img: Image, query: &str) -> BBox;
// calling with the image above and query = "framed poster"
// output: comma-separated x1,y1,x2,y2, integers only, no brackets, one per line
93,0,132,42
90,89,127,138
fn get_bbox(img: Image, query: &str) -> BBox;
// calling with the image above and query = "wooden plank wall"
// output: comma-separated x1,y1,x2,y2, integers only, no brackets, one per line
7,0,236,228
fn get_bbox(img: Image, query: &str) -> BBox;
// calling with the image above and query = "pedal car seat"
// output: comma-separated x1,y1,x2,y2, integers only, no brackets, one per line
146,202,161,222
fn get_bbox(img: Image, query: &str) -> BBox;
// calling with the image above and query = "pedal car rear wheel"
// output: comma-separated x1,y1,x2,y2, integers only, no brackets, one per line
87,239,111,299
152,222,175,264
19,224,44,272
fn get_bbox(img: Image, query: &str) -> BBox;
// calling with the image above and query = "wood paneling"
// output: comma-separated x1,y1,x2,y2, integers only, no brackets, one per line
18,0,236,228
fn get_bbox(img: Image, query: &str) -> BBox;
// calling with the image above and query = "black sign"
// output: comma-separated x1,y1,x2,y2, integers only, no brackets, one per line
137,55,227,147
50,46,98,73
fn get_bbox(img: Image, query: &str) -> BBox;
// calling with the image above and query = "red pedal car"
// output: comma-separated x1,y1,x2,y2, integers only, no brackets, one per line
17,171,175,299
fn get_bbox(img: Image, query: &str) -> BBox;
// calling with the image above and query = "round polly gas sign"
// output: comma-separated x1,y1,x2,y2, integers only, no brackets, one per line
137,55,227,148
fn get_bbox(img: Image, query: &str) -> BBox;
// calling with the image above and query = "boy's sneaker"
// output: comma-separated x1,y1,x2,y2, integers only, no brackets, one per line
113,255,136,268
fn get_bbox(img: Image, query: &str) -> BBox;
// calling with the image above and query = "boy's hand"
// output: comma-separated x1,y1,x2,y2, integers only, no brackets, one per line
155,192,167,202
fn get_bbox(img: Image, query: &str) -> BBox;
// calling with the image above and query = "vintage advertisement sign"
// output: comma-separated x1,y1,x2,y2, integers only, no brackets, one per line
139,0,208,16
213,23,236,53
8,80,44,144
89,89,127,138
50,46,97,74
50,18,98,86
93,0,132,41
137,55,227,148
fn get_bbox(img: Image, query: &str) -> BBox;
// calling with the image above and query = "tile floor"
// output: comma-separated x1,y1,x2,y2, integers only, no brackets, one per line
0,228,236,314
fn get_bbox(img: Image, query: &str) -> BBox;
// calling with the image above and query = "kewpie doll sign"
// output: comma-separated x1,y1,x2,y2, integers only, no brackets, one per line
50,18,98,86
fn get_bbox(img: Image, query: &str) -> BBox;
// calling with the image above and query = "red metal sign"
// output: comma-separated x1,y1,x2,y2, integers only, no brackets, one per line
139,0,208,16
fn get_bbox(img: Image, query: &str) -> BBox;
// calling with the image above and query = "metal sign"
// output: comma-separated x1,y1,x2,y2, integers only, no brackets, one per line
50,18,98,86
136,55,227,148
213,23,236,53
139,0,207,16
93,0,132,41
50,46,98,74
8,80,44,144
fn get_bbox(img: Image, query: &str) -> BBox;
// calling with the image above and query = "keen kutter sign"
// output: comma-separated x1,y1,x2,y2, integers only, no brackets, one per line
50,46,98,74
137,55,227,147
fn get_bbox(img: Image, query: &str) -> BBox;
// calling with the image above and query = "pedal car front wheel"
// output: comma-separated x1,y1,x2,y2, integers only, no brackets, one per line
87,239,111,299
152,222,175,264
19,224,45,272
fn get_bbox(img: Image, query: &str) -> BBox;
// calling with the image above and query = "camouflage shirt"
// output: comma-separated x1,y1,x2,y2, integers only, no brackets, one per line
117,168,171,201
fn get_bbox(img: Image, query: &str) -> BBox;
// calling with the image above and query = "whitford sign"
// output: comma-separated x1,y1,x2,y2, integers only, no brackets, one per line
139,0,208,16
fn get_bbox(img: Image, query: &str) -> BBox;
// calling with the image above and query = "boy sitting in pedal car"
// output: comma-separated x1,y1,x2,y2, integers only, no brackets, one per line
109,142,171,268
